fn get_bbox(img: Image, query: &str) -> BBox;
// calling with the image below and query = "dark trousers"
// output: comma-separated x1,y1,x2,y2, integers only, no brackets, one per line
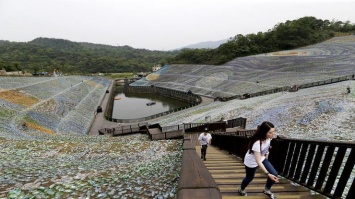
201,145,208,158
241,159,278,190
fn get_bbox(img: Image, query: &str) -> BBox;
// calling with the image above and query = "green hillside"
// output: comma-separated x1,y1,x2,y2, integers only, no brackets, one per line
1,16,354,74
0,38,178,74
170,16,355,65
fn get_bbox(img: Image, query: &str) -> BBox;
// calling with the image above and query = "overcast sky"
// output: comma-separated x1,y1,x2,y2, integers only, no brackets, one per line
1,0,355,51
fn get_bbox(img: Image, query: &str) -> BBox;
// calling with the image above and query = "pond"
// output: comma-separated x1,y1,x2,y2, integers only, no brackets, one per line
112,86,190,119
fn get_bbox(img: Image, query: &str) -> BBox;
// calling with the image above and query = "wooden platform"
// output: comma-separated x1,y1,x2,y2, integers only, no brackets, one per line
196,146,326,199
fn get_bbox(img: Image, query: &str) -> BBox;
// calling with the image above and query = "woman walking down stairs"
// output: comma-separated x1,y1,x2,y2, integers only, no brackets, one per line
196,146,326,199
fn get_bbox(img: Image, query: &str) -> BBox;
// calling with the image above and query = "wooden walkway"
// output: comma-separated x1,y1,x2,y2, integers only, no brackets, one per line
195,146,326,199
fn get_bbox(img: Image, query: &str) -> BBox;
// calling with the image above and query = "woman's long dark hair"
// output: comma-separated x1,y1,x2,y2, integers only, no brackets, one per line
247,121,274,153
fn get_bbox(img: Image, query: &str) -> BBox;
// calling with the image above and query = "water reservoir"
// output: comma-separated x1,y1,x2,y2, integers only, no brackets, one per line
112,85,190,119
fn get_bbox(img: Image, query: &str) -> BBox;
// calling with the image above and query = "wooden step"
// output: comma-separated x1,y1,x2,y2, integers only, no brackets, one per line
197,146,325,199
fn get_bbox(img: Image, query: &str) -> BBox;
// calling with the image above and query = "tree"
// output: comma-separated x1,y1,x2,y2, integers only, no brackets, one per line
0,38,178,74
171,16,345,65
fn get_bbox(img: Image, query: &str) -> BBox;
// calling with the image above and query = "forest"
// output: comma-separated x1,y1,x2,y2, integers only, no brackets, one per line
170,17,355,65
0,16,354,74
0,38,178,74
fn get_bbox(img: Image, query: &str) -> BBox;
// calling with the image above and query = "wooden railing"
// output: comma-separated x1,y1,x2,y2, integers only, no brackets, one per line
217,74,354,101
162,124,184,133
226,117,247,129
163,120,238,135
184,122,227,133
298,74,354,90
270,136,355,199
217,129,256,137
211,133,355,199
177,135,221,199
98,123,147,136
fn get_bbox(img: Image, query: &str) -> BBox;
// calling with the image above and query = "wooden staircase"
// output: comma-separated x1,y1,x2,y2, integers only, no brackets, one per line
196,146,326,199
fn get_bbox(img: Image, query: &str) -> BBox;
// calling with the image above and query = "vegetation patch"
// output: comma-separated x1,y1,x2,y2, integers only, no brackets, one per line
105,73,134,79
0,90,39,107
272,51,308,56
0,108,12,118
24,119,57,135
146,74,160,81
85,80,97,87
191,108,210,115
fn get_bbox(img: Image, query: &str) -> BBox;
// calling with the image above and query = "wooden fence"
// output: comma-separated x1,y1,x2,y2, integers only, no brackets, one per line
98,123,147,136
298,75,354,90
218,74,354,101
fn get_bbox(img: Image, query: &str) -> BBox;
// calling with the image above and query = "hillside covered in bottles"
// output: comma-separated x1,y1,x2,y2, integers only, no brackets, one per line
133,36,355,98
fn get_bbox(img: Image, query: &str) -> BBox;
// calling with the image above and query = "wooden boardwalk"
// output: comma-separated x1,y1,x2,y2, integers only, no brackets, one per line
196,146,326,199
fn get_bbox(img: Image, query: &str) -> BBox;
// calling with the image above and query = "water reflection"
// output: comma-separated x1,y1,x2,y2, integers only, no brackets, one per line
112,86,190,119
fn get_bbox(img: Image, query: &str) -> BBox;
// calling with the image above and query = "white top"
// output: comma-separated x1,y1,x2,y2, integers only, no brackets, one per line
244,138,271,168
198,133,212,145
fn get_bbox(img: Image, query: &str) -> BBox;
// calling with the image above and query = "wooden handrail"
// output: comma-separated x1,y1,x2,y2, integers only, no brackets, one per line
211,133,355,199
177,136,221,199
